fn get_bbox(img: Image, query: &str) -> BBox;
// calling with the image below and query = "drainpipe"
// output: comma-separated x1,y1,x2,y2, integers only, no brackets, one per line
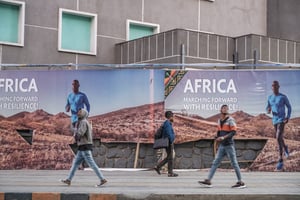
233,51,239,69
180,44,185,69
253,50,257,69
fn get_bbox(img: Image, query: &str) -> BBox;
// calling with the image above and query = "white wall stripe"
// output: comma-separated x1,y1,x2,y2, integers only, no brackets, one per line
120,45,123,64
197,32,200,57
277,39,279,63
217,36,219,60
245,37,247,60
25,24,57,31
0,45,2,66
186,55,232,63
226,37,228,61
187,31,190,56
269,38,271,61
134,40,136,63
286,41,288,63
97,34,125,41
172,31,174,56
141,38,143,62
127,42,130,64
239,59,255,62
235,38,238,57
198,0,201,31
134,55,233,64
258,59,282,64
294,42,296,64
207,34,209,58
142,0,145,21
259,36,262,60
163,32,166,57
156,35,158,59
148,37,151,60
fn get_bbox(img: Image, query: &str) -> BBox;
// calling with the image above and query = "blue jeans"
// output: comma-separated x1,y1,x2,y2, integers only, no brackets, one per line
67,150,105,181
207,144,242,182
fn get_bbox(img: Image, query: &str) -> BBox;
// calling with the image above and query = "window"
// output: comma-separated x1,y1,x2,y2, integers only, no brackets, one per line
126,20,159,41
0,0,25,46
58,9,97,55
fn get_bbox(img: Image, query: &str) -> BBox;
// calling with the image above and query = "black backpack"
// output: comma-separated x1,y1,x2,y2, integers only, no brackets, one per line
154,123,164,140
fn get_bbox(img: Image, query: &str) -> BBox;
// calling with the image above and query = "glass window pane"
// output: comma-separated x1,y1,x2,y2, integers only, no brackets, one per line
0,2,19,43
61,13,91,52
129,24,154,40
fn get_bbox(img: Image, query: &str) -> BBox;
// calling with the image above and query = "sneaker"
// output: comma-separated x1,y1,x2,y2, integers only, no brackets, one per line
167,173,178,177
232,181,246,189
276,159,284,171
153,166,161,175
284,146,289,158
198,179,212,188
60,179,71,186
95,179,107,187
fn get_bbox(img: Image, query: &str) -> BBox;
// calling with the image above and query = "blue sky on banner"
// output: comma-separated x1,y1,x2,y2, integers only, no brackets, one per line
165,70,300,119
0,69,165,117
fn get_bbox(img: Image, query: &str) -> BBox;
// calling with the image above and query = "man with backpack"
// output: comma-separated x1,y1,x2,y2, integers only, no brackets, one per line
153,111,178,177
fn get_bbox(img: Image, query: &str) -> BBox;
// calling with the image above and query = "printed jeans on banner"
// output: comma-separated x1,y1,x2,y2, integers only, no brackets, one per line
67,150,105,181
274,122,287,159
208,144,242,181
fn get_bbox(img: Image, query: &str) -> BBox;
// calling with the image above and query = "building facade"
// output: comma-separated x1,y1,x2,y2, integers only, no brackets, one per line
1,0,299,67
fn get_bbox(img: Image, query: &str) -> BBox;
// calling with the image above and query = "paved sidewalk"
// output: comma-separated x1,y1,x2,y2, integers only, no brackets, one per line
0,169,299,200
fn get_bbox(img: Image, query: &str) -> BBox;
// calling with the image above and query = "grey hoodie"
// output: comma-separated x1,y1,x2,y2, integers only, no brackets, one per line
75,109,93,147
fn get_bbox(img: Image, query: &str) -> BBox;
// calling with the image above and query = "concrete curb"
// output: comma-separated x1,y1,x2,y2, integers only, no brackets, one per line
1,193,300,200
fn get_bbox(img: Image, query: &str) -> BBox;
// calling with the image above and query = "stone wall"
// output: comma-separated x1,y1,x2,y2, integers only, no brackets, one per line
92,139,267,169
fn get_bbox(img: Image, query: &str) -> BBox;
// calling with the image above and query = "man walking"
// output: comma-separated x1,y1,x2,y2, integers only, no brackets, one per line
153,111,178,177
60,109,107,187
198,104,246,188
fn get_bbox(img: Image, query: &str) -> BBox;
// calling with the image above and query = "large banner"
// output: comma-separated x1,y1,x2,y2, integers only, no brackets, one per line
0,69,299,170
0,69,165,169
165,70,300,118
164,70,300,171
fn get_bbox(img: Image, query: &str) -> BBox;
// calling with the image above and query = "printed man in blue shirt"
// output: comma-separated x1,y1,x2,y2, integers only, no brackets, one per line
65,80,90,128
266,80,292,171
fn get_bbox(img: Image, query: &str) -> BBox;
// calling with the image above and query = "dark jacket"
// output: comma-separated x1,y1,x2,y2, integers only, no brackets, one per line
217,116,237,146
162,120,175,144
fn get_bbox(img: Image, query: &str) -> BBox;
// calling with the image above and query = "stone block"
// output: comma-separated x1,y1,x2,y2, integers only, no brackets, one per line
61,193,88,200
176,146,193,158
5,193,31,200
246,140,265,150
195,140,212,148
177,157,193,169
32,193,60,200
235,141,246,149
89,194,117,200
191,155,202,168
243,150,257,160
115,158,127,168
